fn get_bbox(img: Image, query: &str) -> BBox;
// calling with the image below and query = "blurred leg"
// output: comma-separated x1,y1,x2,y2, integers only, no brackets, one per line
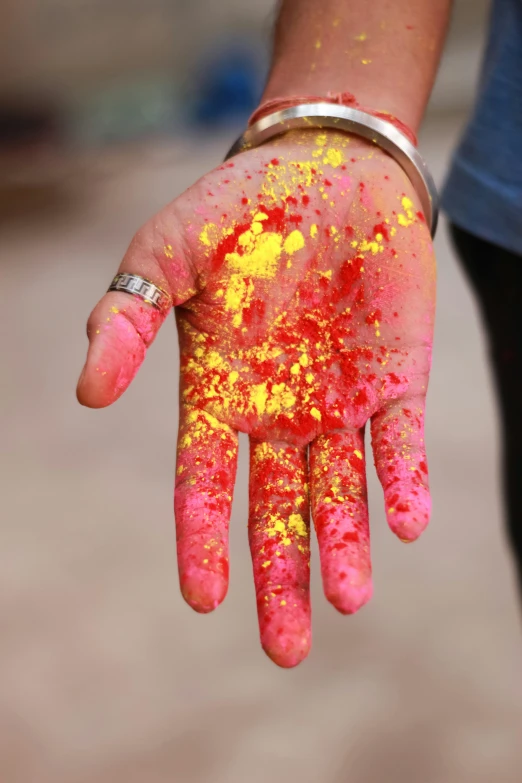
449,223,522,592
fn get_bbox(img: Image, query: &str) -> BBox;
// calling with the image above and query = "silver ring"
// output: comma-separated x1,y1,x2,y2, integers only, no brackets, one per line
108,273,171,311
225,103,438,237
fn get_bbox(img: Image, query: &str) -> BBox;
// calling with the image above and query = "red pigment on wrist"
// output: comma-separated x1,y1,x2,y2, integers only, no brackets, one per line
249,93,418,147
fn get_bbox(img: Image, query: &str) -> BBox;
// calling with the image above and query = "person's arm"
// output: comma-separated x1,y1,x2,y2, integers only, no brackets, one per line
264,0,452,132
77,0,452,668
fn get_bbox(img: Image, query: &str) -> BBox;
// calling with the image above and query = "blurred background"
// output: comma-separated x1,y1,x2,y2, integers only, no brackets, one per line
3,0,522,781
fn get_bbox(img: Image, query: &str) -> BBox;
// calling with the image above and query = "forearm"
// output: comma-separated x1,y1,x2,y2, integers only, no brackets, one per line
263,0,453,132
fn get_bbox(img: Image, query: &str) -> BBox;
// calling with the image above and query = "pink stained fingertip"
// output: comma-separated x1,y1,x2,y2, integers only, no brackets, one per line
180,566,228,614
257,588,311,668
386,485,431,542
78,312,145,407
323,566,373,615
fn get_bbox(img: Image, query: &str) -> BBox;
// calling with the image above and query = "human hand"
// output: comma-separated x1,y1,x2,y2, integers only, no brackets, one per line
77,130,436,667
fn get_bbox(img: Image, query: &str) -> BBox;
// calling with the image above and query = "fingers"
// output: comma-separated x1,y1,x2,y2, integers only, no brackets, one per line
310,430,372,616
248,439,311,668
371,397,430,542
77,216,197,408
174,405,238,613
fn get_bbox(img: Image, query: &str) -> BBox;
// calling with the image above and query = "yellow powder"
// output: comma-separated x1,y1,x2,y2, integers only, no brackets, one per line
288,513,307,537
250,382,268,415
266,382,296,414
206,351,223,369
224,274,245,312
310,224,318,238
289,160,316,187
199,223,216,247
354,449,363,459
273,519,286,534
283,230,305,255
224,274,254,327
310,407,322,421
323,148,345,168
226,232,282,278
358,239,383,255
397,195,416,228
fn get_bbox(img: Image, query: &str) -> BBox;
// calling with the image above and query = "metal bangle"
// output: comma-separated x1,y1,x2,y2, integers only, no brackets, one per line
225,103,438,237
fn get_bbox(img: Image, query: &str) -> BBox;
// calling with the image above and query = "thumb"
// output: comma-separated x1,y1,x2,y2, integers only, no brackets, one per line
77,207,196,408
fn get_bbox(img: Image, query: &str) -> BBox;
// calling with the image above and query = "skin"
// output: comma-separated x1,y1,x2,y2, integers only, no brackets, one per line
78,130,436,666
264,0,453,133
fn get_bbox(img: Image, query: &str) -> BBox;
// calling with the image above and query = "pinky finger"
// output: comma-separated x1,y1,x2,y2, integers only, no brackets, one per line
371,397,431,543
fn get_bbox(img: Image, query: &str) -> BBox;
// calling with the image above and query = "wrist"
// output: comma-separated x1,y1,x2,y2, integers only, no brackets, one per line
261,74,424,136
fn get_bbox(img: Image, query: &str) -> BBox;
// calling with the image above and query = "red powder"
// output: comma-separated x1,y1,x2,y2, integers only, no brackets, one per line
353,388,369,408
209,220,251,272
257,204,286,233
365,309,382,325
373,223,390,241
342,531,360,543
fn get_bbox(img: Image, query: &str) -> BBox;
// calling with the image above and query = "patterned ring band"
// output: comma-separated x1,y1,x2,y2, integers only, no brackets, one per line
108,273,171,311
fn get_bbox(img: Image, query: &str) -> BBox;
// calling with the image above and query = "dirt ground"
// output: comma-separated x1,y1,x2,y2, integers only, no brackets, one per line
2,112,522,783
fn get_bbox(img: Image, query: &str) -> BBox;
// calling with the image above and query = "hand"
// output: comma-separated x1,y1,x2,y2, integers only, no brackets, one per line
77,130,436,667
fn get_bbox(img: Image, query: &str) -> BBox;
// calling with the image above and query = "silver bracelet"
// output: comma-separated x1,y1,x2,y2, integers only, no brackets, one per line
225,102,438,237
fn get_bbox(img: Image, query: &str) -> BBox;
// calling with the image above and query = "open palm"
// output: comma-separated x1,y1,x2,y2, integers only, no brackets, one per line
78,130,436,667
